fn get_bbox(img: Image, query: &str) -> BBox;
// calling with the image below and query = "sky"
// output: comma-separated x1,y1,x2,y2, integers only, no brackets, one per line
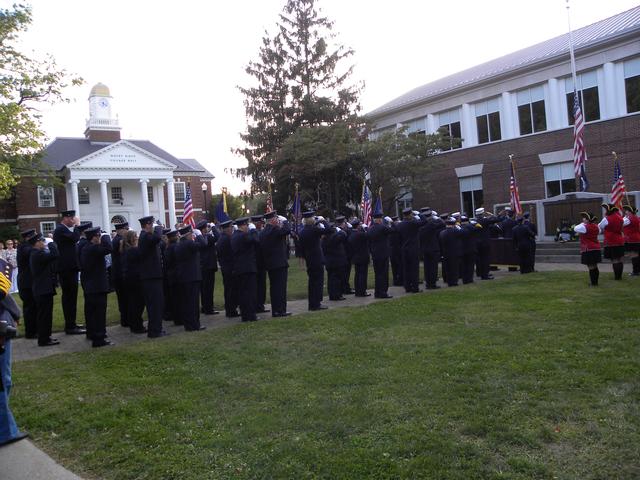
9,0,640,194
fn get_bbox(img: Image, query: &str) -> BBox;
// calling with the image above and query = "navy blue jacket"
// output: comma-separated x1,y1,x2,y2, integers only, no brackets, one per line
513,224,535,251
111,234,125,280
459,223,481,255
322,228,348,269
81,235,113,294
367,223,391,261
259,222,290,270
17,242,33,290
231,230,259,275
419,218,445,253
439,227,462,258
217,233,234,273
122,246,142,283
475,216,500,244
299,224,326,269
163,242,178,285
348,230,370,265
499,216,517,239
138,227,164,280
176,235,206,283
396,217,428,255
30,243,59,297
53,223,81,272
200,228,220,271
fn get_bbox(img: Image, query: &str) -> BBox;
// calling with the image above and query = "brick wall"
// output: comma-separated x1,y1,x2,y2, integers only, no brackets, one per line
14,177,68,232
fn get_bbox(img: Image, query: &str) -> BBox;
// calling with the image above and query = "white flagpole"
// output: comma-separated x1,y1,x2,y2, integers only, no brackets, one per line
566,0,579,91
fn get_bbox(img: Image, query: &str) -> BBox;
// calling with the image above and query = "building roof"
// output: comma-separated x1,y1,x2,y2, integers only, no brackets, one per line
42,137,214,178
89,82,110,98
367,6,640,119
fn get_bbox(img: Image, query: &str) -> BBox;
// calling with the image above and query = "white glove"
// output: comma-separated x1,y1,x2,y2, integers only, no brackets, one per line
278,215,287,222
316,216,325,221
384,216,392,223
335,227,341,233
362,224,368,230
248,223,256,231
317,222,325,230
44,237,53,245
233,225,238,231
193,229,202,236
346,222,353,229
412,210,419,215
470,220,477,225
413,215,420,221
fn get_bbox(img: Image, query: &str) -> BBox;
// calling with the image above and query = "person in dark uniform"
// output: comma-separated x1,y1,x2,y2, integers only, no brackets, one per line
29,234,60,346
512,216,536,274
176,225,207,331
216,220,238,318
299,211,328,311
367,213,393,298
80,227,113,347
439,217,462,287
16,229,37,339
52,210,86,335
259,211,291,317
419,212,445,289
335,216,355,295
523,212,537,272
459,215,481,284
251,215,269,313
231,217,259,322
388,216,403,286
498,208,517,239
474,208,499,280
196,219,220,315
395,208,427,293
162,229,180,326
322,221,348,301
348,220,370,297
138,216,167,338
111,222,130,327
120,230,147,333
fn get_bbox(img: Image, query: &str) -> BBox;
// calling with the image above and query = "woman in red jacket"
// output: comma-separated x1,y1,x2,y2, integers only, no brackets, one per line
574,212,602,286
598,203,627,280
623,205,640,276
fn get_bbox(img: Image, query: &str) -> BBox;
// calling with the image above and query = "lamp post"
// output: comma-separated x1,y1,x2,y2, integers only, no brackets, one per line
201,182,208,219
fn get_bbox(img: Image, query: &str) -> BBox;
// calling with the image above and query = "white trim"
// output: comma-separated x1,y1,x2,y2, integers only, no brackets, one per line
0,219,17,223
455,164,484,177
538,149,573,165
39,221,56,235
67,139,177,170
17,214,59,220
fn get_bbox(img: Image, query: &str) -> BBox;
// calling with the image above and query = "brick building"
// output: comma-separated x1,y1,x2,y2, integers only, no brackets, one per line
4,83,213,235
367,6,640,239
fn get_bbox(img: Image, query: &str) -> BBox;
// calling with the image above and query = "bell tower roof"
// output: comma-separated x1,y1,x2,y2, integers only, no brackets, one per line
89,82,111,98
85,83,120,143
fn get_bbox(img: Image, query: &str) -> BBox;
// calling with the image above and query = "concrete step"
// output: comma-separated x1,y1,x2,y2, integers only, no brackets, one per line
536,254,581,263
536,247,581,255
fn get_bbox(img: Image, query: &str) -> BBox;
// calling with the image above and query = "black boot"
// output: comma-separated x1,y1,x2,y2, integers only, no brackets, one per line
613,262,623,280
589,268,599,286
632,257,640,276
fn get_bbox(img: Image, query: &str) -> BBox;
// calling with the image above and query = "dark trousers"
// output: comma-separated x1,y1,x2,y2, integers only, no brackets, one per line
142,278,165,336
113,277,128,327
126,278,146,331
476,242,491,279
180,281,201,330
221,269,238,316
518,248,533,274
18,288,37,338
391,249,403,286
423,251,440,288
307,265,324,309
443,255,460,286
58,270,79,330
402,251,420,292
200,269,215,313
372,257,389,297
327,266,345,300
84,292,107,344
460,253,475,284
354,263,368,296
236,272,257,321
256,268,267,310
268,267,288,315
343,261,353,293
34,294,53,344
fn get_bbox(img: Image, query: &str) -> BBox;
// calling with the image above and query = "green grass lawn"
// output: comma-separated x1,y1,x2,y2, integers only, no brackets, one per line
12,272,640,479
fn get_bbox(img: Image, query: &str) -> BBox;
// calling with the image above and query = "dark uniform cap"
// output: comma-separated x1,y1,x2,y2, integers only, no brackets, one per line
523,212,531,219
264,211,277,220
335,215,346,223
372,212,384,219
251,215,264,222
302,211,315,218
516,216,524,223
162,228,173,235
166,229,179,238
28,233,44,244
235,217,250,226
351,219,361,227
219,220,233,228
61,210,75,217
114,222,129,230
178,225,193,235
460,215,469,222
77,221,93,232
20,228,36,238
195,219,209,230
85,227,101,239
419,207,431,213
402,207,413,215
390,216,399,221
138,215,155,226
439,212,450,220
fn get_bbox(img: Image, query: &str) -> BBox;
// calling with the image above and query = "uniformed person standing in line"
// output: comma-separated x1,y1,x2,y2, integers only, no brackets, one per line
367,213,393,298
419,210,445,290
439,217,462,287
216,220,239,318
29,234,60,346
322,220,348,301
231,217,260,322
75,221,93,338
252,215,269,313
111,222,130,327
395,208,427,293
512,216,536,274
52,210,86,335
120,230,147,333
335,216,355,295
523,212,537,272
175,225,207,330
388,216,403,286
459,215,481,284
137,216,168,338
80,227,114,347
162,229,180,325
348,220,371,297
16,229,37,339
473,208,499,280
299,211,329,311
259,211,292,317
498,208,517,239
196,219,220,315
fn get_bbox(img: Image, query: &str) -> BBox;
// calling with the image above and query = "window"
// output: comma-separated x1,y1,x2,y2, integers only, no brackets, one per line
517,86,547,135
79,186,90,204
437,109,462,150
147,185,154,203
565,71,600,124
475,98,501,144
176,215,184,225
544,162,576,197
111,186,123,204
624,57,640,114
396,187,412,212
40,221,56,236
459,175,483,215
404,117,426,135
174,182,186,202
37,186,55,207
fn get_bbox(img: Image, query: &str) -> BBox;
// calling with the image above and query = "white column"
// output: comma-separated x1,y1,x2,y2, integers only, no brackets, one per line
461,103,474,147
547,78,566,129
426,113,437,134
602,62,619,119
500,92,515,139
69,179,80,216
98,179,110,230
157,181,166,225
166,178,177,228
140,178,150,217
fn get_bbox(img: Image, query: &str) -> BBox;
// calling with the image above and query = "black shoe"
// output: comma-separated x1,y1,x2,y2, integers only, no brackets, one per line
186,326,207,331
203,310,221,315
148,331,169,338
309,305,328,311
355,292,371,297
629,272,640,276
0,432,29,447
343,289,355,295
226,312,240,318
65,326,87,335
425,286,440,290
92,339,114,348
273,312,292,317
24,334,37,339
38,338,60,347
130,327,148,334
375,294,393,299
330,297,346,301
256,308,270,313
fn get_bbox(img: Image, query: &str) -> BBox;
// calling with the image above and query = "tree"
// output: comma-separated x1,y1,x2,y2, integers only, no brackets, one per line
0,4,83,199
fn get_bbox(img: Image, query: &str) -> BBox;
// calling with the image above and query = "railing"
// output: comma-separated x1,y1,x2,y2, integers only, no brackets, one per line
85,118,120,128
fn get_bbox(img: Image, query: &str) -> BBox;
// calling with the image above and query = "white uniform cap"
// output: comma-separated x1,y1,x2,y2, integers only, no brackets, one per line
475,207,485,215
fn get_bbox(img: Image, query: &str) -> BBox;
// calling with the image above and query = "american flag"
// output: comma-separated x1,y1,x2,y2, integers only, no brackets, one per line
266,183,273,213
572,90,589,191
292,184,302,232
611,158,626,211
509,159,523,215
361,183,372,226
183,185,195,227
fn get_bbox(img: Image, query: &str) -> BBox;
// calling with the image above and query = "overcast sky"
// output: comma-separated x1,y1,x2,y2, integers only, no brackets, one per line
10,0,639,194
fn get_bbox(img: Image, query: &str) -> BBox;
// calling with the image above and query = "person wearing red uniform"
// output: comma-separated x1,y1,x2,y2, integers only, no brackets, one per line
574,212,602,286
598,203,628,280
623,205,640,276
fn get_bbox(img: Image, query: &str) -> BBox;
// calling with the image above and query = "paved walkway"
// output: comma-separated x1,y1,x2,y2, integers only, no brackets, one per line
0,263,613,479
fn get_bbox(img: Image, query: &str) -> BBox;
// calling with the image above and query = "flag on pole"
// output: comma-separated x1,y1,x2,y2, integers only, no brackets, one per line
361,182,372,226
572,90,589,191
266,183,273,213
292,183,302,231
509,159,523,215
611,157,626,211
373,188,383,216
183,185,195,227
215,189,229,222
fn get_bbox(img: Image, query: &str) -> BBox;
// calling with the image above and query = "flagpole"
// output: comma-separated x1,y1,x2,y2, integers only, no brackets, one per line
566,0,579,92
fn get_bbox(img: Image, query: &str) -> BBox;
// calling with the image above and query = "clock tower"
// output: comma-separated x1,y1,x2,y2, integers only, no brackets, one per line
84,82,121,142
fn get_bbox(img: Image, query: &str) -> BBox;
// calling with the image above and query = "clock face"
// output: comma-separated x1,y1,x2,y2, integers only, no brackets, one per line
98,99,109,108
